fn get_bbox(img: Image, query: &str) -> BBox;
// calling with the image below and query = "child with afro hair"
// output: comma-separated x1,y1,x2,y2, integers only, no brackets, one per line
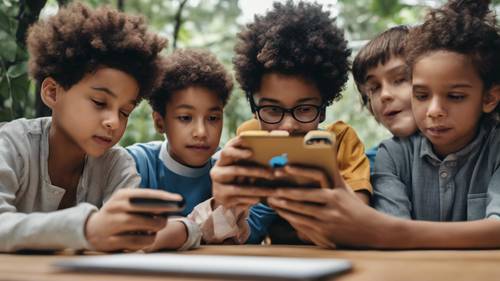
0,3,182,252
127,49,233,250
207,0,372,247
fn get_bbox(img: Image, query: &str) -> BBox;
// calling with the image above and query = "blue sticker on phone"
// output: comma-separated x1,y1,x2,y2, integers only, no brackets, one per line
269,154,288,168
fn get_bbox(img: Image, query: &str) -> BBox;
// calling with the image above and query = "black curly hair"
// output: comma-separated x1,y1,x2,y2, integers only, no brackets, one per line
233,0,350,110
405,0,500,118
27,2,167,99
353,25,410,111
150,49,233,116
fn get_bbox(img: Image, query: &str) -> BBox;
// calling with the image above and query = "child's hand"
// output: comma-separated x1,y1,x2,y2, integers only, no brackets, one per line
211,137,275,210
266,165,382,248
84,188,183,252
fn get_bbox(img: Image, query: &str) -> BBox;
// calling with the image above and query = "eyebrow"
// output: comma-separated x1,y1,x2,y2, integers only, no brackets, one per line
91,86,138,106
258,97,321,105
174,104,222,111
450,84,473,89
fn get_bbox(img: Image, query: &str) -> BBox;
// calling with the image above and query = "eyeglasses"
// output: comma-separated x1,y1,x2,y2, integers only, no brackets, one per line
251,101,324,124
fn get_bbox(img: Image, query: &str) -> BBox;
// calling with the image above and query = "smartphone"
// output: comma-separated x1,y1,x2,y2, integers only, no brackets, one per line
239,130,342,188
129,197,186,217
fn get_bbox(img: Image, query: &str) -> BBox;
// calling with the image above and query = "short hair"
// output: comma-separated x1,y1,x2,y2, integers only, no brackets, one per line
405,0,500,120
27,2,167,99
352,25,410,110
150,49,233,116
233,0,350,109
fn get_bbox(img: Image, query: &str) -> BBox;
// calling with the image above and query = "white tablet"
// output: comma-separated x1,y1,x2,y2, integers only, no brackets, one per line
54,253,351,280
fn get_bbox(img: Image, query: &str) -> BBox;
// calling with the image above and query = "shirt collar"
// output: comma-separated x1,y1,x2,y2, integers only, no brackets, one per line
419,123,489,164
159,140,212,178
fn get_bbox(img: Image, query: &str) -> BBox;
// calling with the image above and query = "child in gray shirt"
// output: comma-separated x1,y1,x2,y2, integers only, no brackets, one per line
0,3,194,252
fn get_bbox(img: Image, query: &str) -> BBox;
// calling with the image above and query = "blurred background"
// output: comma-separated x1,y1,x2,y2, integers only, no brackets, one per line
1,0,499,148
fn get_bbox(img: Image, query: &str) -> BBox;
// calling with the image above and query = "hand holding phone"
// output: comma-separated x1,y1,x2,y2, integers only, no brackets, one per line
129,196,186,217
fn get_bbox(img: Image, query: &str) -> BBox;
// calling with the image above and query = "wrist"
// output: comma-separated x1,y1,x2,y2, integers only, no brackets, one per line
374,215,411,249
83,211,98,250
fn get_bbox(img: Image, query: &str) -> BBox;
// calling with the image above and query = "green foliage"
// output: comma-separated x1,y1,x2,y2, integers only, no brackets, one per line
0,0,35,121
1,0,499,149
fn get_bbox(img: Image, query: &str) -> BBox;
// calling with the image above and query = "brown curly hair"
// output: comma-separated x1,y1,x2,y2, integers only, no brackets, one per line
353,25,410,111
27,2,167,99
406,0,500,109
233,0,350,109
150,49,233,116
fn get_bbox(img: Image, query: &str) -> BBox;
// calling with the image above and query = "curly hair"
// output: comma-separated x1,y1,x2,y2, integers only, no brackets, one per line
27,2,167,99
233,0,350,108
353,25,410,110
406,0,499,91
150,49,233,116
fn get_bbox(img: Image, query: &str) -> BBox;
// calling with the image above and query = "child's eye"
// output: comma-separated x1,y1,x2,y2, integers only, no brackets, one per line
92,99,106,107
367,85,380,95
394,77,408,85
120,110,131,118
208,115,221,122
448,93,465,101
177,115,192,122
413,92,428,101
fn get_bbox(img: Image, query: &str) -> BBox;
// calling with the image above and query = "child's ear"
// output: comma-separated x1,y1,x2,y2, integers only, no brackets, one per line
152,111,166,134
40,77,60,109
482,86,500,113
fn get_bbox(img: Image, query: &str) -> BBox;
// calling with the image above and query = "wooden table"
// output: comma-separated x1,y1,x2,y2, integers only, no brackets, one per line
1,245,500,281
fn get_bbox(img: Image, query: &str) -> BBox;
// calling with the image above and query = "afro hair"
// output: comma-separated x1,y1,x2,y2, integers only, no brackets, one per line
150,49,233,116
27,2,167,99
233,0,351,108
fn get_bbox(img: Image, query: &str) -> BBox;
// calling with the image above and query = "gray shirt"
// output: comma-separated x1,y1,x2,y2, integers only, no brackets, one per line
0,117,141,252
373,122,500,221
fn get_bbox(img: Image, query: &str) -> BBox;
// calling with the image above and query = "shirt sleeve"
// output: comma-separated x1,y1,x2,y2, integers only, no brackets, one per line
103,147,142,201
485,154,500,220
246,203,279,244
332,122,372,192
188,198,250,244
372,140,413,219
0,128,97,252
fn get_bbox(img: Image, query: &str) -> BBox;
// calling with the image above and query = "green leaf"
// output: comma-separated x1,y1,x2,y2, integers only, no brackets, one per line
6,62,27,79
0,30,17,62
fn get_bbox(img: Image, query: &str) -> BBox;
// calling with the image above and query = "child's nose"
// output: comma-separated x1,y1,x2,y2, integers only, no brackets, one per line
103,112,119,130
427,97,446,118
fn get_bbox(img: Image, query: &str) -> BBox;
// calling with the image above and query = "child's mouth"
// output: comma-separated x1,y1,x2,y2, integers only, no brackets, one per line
427,126,451,136
186,145,210,151
93,135,112,146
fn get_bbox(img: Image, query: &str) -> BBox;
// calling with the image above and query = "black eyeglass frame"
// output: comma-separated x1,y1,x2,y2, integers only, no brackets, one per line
249,96,325,124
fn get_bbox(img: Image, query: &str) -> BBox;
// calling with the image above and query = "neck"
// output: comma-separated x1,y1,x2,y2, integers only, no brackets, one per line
48,122,86,176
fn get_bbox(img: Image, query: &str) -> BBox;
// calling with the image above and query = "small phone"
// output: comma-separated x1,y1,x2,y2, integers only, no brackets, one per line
239,130,342,188
129,197,186,209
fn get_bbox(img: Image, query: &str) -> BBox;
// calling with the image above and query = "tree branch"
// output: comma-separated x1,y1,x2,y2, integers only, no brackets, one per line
172,0,188,50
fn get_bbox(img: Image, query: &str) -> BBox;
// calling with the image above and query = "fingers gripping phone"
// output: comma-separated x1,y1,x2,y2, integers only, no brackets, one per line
239,130,343,188
129,197,186,217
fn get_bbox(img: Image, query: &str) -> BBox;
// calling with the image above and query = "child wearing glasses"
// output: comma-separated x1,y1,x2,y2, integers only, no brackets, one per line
126,49,233,250
194,1,371,247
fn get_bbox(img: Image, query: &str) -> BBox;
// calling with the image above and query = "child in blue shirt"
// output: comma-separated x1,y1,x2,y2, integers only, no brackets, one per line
127,49,233,245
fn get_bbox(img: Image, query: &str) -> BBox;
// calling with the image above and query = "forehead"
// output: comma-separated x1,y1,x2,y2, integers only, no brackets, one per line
256,73,322,105
366,57,407,80
412,51,482,85
167,86,223,109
